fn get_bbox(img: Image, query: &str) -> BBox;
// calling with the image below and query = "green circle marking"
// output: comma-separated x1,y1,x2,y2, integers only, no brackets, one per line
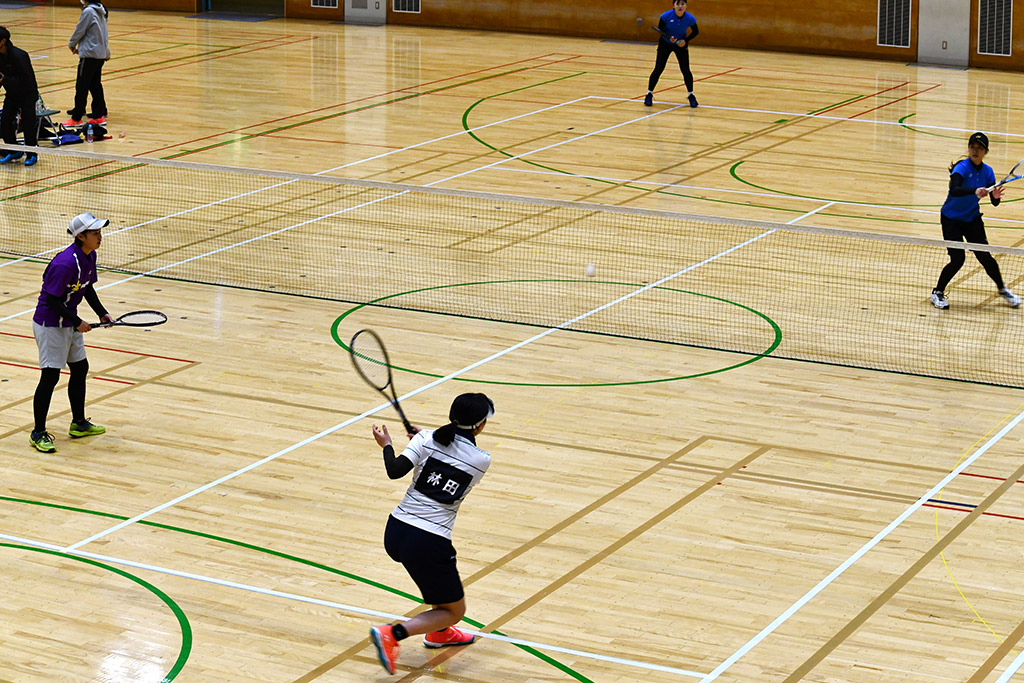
330,279,782,386
1,543,192,682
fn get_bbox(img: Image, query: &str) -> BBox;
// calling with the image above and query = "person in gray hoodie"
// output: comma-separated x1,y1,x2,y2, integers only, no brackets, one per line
65,0,109,126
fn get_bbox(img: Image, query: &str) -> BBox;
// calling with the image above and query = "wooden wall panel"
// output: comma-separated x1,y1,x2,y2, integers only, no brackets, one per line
969,0,1024,70
54,0,199,11
386,0,917,61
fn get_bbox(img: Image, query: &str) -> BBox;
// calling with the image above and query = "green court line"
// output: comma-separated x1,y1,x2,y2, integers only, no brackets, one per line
729,159,1024,208
0,497,593,682
460,86,949,223
330,279,782,386
0,542,192,683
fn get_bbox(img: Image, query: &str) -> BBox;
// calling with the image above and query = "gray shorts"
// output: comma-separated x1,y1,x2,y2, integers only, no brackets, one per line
33,321,86,369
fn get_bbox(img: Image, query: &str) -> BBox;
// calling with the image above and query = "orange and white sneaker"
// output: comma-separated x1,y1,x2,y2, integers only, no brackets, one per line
423,626,475,649
370,624,399,674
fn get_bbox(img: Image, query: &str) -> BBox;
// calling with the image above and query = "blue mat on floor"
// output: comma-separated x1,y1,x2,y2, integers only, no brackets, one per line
0,3,34,9
187,11,280,22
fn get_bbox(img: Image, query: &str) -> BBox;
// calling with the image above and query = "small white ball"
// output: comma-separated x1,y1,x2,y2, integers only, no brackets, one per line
585,263,596,277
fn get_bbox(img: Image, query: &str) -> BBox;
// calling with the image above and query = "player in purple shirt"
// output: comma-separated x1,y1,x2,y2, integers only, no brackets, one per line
30,212,114,453
645,0,699,108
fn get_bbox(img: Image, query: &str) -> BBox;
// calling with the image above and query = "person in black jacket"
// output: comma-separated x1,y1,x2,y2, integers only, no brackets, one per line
0,26,39,166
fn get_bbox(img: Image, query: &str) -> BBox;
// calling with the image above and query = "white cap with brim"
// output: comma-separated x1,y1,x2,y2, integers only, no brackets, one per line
68,212,109,237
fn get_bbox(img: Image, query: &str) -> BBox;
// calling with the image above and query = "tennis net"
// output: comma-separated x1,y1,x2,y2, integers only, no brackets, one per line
3,147,1023,388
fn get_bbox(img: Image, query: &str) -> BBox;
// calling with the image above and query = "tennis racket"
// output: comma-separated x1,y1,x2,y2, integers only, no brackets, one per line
92,310,167,327
651,25,685,45
349,328,416,436
987,157,1024,191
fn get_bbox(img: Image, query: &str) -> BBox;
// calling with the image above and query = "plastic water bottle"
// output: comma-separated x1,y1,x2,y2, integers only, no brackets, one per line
85,124,94,143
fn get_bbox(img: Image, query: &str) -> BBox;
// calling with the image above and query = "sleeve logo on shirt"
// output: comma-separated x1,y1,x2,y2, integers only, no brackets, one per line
415,456,473,505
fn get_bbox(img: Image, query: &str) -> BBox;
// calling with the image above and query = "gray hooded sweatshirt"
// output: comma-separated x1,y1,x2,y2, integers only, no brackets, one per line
68,3,110,60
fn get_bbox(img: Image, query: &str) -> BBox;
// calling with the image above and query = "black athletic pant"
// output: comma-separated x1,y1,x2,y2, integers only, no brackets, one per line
648,40,693,93
935,213,1005,292
69,58,106,120
1,93,37,153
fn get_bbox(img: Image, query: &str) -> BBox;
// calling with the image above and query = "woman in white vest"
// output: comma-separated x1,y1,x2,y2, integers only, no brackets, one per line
65,0,109,127
369,392,495,675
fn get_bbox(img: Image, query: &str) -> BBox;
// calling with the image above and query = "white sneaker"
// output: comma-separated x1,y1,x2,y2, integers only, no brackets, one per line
930,289,949,309
999,287,1021,307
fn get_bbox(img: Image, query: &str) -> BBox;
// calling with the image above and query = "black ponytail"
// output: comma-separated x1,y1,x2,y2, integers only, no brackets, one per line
432,422,458,447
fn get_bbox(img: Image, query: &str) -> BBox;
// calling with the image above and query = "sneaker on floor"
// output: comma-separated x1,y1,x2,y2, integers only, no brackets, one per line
369,624,399,674
930,289,949,309
29,430,56,453
69,418,105,438
688,93,699,108
0,152,24,163
24,154,37,166
62,118,82,127
643,92,653,107
1000,287,1022,307
86,116,106,125
423,626,475,648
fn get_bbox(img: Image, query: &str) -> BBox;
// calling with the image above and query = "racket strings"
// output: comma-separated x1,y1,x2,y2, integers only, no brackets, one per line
351,335,391,389
118,311,167,326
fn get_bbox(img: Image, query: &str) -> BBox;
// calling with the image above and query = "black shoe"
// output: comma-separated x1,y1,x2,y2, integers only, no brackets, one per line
688,93,699,108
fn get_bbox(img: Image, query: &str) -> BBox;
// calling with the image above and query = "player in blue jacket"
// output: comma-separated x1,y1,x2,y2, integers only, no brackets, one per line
931,132,1021,310
645,0,699,108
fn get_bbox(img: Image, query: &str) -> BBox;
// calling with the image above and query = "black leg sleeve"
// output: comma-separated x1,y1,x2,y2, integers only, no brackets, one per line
675,46,694,92
33,367,61,433
68,358,89,424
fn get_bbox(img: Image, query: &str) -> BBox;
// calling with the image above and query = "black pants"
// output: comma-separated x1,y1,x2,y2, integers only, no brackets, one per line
648,40,693,93
70,57,106,120
1,93,37,153
935,213,1005,292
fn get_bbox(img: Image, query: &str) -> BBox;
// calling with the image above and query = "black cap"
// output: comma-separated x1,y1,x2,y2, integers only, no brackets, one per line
969,132,989,150
449,393,495,429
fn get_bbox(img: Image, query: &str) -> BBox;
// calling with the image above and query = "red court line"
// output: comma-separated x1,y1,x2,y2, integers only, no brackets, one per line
0,331,195,363
924,503,1024,523
41,35,315,95
0,360,134,385
815,81,911,116
848,83,942,118
960,471,1024,484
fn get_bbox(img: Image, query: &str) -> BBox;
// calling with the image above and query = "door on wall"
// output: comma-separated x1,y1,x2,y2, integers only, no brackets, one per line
917,0,969,66
345,0,386,24
207,0,284,14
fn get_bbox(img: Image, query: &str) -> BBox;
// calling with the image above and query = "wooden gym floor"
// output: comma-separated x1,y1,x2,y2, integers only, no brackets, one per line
2,5,1024,682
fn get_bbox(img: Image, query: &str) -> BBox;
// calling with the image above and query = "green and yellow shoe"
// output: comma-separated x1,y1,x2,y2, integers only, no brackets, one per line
29,430,56,453
69,419,106,438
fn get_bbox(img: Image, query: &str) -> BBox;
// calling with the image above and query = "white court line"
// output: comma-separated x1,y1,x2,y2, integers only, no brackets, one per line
0,96,595,271
699,407,1024,682
590,96,1024,139
66,225,775,551
493,167,1024,227
0,531,705,678
995,648,1024,682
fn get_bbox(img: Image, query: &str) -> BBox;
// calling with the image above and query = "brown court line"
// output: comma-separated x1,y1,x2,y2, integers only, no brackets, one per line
966,613,1024,682
0,361,196,443
293,435,751,681
0,355,147,427
477,445,773,635
783,454,1024,681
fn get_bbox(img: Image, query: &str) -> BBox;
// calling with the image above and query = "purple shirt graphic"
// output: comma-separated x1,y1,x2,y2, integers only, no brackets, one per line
33,243,98,327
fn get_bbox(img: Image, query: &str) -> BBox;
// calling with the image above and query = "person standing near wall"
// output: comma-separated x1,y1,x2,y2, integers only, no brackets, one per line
65,0,109,127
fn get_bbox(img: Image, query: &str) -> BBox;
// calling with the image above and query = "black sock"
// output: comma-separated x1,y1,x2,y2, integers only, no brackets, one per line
391,623,408,641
